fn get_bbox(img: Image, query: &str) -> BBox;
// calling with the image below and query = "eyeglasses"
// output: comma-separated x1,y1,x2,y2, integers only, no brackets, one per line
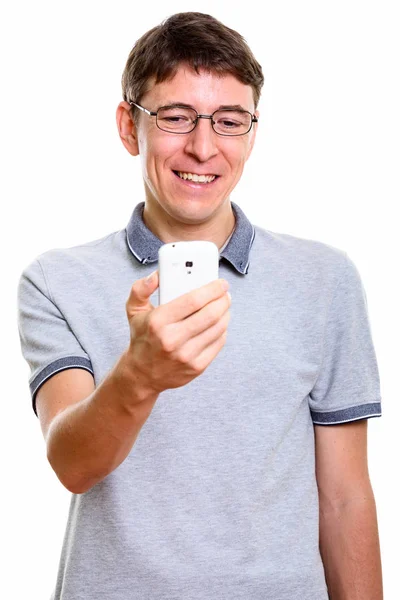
129,102,258,136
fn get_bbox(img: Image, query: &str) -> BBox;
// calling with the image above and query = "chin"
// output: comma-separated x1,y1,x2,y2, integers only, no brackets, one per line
164,196,224,223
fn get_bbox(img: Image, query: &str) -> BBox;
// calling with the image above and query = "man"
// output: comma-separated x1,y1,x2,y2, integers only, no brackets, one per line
17,11,383,600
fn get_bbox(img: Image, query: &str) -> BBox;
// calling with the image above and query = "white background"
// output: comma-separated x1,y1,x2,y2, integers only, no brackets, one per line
2,1,399,598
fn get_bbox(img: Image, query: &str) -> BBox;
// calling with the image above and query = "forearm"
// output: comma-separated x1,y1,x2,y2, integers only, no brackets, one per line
46,350,159,494
319,492,383,599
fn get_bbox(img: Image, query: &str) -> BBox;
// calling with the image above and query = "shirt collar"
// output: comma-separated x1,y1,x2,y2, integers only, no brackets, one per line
125,201,255,275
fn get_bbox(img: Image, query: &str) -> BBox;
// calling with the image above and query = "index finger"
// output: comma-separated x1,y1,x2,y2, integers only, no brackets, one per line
157,278,229,324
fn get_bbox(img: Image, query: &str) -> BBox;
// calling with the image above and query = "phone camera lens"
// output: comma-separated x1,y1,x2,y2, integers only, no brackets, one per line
185,261,193,267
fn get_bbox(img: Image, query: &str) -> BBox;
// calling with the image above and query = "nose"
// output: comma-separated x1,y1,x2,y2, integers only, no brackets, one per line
183,116,219,163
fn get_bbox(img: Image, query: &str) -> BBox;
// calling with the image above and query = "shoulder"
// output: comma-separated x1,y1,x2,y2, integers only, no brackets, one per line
38,229,121,267
254,224,346,262
18,229,127,306
252,224,351,284
20,229,124,281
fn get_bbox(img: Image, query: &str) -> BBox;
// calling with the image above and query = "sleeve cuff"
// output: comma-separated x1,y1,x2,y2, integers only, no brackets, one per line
311,400,382,425
30,356,94,416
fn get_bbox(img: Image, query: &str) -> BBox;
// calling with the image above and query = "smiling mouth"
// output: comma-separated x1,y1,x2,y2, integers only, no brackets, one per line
173,170,218,184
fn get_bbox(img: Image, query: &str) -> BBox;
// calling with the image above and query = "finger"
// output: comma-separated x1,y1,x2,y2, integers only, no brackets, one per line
157,278,229,325
179,306,231,361
191,330,228,375
166,291,230,349
126,271,159,317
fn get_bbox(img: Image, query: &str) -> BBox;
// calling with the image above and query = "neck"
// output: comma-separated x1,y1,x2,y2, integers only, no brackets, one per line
142,197,236,251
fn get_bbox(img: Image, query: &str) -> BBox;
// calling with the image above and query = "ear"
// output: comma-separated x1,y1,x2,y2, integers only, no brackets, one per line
116,101,140,156
245,109,259,161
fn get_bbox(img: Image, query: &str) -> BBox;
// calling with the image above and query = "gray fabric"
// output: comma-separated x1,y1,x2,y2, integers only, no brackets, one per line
17,201,382,600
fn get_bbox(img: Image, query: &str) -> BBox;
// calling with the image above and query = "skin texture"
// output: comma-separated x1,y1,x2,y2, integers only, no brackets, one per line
116,66,259,250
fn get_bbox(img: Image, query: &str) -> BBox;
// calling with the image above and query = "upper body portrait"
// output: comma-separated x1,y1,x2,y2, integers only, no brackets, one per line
17,11,383,600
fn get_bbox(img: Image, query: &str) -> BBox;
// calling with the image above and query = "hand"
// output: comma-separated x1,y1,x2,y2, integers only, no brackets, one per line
125,270,231,397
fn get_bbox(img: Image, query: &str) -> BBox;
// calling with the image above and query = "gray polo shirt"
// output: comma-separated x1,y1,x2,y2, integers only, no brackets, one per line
17,201,382,600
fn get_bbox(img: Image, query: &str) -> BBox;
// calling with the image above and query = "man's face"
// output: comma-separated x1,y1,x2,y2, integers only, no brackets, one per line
127,65,258,224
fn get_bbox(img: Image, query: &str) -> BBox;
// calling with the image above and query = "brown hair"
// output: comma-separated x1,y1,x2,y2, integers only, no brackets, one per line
121,12,264,120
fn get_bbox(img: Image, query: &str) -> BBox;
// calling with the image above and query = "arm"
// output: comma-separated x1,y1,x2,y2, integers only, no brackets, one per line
38,274,230,495
314,419,383,600
39,352,159,495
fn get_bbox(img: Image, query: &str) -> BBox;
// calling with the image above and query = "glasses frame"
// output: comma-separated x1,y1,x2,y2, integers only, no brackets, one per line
129,102,258,136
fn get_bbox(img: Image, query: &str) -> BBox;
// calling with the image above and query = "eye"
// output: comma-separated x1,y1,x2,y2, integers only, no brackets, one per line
158,108,195,122
213,110,251,134
163,115,190,123
220,119,241,128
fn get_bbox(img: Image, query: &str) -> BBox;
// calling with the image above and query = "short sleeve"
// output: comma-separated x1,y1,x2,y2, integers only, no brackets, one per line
17,258,94,417
309,253,382,424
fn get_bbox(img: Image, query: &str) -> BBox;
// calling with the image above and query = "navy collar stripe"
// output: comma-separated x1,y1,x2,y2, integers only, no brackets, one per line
125,201,255,275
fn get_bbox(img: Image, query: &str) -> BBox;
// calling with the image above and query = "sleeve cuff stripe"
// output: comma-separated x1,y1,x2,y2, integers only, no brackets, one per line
311,401,382,424
30,356,94,416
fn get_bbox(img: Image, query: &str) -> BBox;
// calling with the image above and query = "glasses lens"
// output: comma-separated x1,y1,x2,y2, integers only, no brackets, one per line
157,107,197,133
213,110,252,135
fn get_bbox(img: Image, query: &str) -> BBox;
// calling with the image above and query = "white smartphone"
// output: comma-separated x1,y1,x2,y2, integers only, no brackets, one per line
158,241,220,305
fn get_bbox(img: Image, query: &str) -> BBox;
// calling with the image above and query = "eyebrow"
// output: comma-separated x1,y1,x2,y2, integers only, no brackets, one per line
158,102,249,112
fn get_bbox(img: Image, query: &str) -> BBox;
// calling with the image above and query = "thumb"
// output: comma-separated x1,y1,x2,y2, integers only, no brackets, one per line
144,269,159,289
126,270,159,316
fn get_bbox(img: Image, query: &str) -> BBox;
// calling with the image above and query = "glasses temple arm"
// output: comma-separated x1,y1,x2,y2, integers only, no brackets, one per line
129,102,155,116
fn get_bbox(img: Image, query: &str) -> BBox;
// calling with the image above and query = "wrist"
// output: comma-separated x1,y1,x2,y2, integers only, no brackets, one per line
115,349,159,415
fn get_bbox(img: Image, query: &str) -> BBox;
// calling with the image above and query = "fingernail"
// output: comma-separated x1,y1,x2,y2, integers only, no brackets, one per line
221,279,229,291
146,270,156,284
227,292,232,302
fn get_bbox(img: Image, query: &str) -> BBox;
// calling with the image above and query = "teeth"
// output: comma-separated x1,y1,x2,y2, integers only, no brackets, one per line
177,172,216,183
